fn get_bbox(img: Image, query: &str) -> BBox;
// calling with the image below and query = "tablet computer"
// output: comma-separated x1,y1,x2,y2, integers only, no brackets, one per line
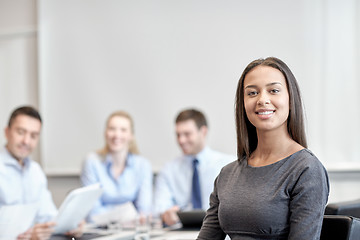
177,210,206,229
53,184,103,234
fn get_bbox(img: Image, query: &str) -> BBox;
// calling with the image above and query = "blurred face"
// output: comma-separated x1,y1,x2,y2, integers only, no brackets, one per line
5,114,41,163
105,116,133,153
243,66,290,132
176,119,207,155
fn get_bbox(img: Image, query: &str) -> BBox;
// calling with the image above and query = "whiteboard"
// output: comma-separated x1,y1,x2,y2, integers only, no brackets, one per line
38,0,360,175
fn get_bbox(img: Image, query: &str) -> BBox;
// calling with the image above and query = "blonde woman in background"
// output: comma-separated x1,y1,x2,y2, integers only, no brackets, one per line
81,111,153,221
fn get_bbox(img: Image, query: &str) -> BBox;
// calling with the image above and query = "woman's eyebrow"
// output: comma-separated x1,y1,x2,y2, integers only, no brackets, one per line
245,82,282,89
266,82,283,86
244,84,257,89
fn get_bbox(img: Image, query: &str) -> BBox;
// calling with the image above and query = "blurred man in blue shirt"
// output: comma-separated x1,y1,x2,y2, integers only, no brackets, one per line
154,109,234,226
0,106,57,239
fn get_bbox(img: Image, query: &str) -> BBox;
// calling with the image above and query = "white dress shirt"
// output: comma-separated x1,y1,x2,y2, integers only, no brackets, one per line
0,147,57,223
154,146,235,214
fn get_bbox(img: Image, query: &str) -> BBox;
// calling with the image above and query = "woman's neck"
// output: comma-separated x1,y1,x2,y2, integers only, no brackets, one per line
110,149,128,178
249,128,303,167
111,149,128,164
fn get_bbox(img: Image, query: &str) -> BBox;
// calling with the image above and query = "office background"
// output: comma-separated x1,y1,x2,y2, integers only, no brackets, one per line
0,0,359,206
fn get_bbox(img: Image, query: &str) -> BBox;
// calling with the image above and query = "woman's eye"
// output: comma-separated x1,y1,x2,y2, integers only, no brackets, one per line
247,91,257,96
270,89,280,94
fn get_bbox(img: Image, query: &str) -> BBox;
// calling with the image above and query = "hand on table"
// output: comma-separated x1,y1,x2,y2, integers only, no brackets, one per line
17,222,56,240
65,220,85,238
161,205,180,226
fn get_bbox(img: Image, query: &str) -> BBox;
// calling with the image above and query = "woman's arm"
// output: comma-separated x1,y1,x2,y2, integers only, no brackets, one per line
80,156,108,218
134,158,153,214
197,176,226,240
288,158,329,240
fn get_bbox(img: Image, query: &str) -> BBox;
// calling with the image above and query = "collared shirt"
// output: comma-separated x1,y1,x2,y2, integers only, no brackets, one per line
154,146,235,214
0,147,58,223
80,152,153,218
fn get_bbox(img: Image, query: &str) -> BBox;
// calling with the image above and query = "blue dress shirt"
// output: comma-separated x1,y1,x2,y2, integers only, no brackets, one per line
154,146,235,215
0,147,58,224
80,152,153,219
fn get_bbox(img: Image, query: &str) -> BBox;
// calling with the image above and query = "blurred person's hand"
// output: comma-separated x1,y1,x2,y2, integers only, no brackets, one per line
65,220,85,238
17,222,56,240
161,205,180,226
17,227,33,240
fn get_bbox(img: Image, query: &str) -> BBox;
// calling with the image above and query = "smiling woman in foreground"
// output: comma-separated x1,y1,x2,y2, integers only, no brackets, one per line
197,57,329,240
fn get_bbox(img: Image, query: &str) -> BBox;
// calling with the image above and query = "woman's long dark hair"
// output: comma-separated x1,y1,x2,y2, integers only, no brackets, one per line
235,57,307,160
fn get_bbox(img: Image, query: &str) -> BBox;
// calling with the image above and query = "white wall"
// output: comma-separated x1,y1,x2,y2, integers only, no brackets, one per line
38,0,360,175
0,0,40,159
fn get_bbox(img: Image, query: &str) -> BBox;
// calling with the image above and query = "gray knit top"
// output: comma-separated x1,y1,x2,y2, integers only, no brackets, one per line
197,149,329,240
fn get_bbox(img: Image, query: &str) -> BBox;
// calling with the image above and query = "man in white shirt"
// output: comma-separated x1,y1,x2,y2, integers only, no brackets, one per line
154,109,234,226
0,106,81,240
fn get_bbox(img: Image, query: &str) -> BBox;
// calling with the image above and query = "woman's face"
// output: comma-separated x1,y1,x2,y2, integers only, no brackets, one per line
105,116,133,153
243,66,290,133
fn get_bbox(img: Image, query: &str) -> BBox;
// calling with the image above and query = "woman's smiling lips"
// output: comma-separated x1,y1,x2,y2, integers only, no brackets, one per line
255,109,275,119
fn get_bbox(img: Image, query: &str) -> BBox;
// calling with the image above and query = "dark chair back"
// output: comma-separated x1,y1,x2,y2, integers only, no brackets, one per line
320,215,360,240
325,199,360,218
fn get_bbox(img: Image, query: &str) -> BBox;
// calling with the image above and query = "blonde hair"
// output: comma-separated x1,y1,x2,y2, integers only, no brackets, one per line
98,111,139,156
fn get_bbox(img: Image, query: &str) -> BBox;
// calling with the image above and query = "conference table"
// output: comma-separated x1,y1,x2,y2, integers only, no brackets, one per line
50,227,200,240
94,229,199,240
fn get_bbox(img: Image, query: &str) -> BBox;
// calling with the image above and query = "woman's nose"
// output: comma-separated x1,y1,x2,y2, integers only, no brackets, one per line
257,94,271,105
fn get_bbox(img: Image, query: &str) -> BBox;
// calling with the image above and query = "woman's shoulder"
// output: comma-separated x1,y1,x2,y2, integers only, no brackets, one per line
130,154,152,168
130,153,150,162
83,151,104,164
290,149,322,166
287,149,327,177
219,159,242,175
288,149,329,195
